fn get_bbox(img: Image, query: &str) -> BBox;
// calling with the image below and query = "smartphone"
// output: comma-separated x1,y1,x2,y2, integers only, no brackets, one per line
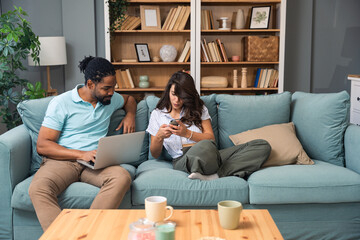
169,119,179,126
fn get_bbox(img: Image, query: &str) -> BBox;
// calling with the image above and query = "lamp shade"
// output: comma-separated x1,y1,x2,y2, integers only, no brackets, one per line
28,36,67,66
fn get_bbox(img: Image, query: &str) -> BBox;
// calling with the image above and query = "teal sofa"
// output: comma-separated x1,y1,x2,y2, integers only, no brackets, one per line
1,91,359,240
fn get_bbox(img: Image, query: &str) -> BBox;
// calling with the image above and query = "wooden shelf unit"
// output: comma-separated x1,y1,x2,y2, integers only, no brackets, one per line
104,0,285,99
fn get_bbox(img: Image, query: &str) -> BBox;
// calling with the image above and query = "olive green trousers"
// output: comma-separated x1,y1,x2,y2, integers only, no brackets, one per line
173,139,271,178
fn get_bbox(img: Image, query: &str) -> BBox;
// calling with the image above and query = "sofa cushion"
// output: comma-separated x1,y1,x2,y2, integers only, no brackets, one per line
291,91,349,166
248,160,360,204
17,97,54,174
229,122,313,167
216,92,291,149
11,164,136,211
132,160,249,206
145,94,219,160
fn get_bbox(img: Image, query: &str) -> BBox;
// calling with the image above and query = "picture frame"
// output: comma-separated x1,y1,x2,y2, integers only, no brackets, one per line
140,5,161,30
249,6,271,29
135,43,151,62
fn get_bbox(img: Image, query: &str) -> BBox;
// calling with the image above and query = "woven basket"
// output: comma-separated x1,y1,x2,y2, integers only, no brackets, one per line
244,36,279,62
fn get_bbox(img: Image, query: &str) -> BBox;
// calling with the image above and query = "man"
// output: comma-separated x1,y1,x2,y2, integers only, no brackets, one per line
29,56,137,231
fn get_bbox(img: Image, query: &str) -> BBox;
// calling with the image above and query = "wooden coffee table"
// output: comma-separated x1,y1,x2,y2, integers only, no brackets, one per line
40,209,283,240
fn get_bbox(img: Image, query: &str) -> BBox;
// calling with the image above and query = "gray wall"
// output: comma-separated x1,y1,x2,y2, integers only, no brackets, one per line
285,0,360,93
1,0,360,134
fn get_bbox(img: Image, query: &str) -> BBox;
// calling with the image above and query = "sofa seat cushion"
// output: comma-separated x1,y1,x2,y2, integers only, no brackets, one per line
132,160,249,206
11,164,136,211
248,160,360,204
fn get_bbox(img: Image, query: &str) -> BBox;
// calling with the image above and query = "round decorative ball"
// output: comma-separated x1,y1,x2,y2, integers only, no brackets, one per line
139,75,149,82
159,45,177,62
139,81,150,88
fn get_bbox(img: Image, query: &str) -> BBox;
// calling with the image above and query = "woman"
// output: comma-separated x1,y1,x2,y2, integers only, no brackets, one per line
146,71,271,180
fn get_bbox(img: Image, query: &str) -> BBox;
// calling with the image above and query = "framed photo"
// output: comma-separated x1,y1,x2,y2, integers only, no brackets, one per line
135,43,151,62
249,6,271,29
140,5,161,30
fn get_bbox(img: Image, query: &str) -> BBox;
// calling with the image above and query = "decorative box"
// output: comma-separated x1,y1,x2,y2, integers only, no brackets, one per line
244,36,279,62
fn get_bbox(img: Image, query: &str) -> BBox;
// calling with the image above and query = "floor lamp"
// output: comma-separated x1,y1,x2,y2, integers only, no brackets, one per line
28,36,67,96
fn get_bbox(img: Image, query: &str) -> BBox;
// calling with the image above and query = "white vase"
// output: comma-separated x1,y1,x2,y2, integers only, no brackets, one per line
235,9,245,29
159,45,177,62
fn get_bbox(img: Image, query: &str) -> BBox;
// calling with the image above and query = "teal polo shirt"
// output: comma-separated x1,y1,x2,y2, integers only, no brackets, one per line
42,84,124,151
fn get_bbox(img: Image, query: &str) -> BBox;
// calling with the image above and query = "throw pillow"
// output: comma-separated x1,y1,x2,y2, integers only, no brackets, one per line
229,122,313,168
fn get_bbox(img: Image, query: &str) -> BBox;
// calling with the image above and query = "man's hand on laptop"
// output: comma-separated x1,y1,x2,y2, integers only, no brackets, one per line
79,150,97,162
116,113,135,134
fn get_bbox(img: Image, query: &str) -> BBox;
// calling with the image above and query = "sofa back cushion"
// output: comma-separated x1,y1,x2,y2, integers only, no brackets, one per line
291,91,350,166
17,97,54,174
145,94,219,160
216,92,292,149
17,96,149,174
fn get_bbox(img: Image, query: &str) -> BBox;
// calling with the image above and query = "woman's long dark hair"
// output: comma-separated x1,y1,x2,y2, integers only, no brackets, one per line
156,71,204,130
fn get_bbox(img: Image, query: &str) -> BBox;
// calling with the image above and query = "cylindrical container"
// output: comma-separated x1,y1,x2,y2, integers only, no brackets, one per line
128,218,156,240
155,221,176,240
235,9,245,29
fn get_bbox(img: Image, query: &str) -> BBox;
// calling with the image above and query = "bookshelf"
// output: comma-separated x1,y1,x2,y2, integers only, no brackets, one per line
104,0,286,99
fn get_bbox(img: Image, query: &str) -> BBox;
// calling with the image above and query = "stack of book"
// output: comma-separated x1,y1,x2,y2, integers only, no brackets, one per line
177,40,191,62
200,38,228,62
115,69,135,89
253,68,279,88
201,9,214,30
162,6,191,30
120,15,141,30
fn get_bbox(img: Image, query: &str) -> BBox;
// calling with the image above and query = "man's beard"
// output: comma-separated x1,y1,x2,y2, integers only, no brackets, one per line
97,95,112,105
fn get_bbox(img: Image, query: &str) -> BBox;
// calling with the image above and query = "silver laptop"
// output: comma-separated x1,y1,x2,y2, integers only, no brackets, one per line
77,131,145,170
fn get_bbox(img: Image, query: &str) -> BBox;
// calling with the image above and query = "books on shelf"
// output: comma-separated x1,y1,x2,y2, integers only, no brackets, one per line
200,38,229,62
201,10,214,30
120,15,141,30
115,68,135,89
162,6,190,30
177,40,191,62
253,68,279,88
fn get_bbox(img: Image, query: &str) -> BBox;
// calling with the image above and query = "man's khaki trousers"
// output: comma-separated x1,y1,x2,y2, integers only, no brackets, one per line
29,157,131,231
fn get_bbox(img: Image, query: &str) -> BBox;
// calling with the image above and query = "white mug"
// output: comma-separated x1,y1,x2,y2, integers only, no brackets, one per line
145,196,173,222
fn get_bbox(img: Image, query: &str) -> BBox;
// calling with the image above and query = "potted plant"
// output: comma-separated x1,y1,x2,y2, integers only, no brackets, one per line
108,0,128,32
0,6,42,130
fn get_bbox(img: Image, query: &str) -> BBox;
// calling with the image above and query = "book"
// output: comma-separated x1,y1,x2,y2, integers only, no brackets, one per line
178,6,191,30
125,69,135,88
115,69,124,89
216,39,228,62
259,69,268,88
264,69,273,88
173,6,187,30
208,42,217,62
162,7,175,30
212,41,222,62
203,39,213,62
254,68,261,87
184,47,191,62
221,43,228,62
200,41,209,62
121,59,137,63
177,40,191,62
256,69,264,88
168,6,182,30
126,17,141,30
120,69,130,88
209,10,214,29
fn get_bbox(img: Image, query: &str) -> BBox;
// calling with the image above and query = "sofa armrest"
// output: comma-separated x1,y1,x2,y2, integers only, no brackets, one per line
0,125,31,239
344,124,360,174
0,125,32,191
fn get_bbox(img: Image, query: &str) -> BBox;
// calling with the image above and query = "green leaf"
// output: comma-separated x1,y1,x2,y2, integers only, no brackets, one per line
35,81,41,91
27,83,34,91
